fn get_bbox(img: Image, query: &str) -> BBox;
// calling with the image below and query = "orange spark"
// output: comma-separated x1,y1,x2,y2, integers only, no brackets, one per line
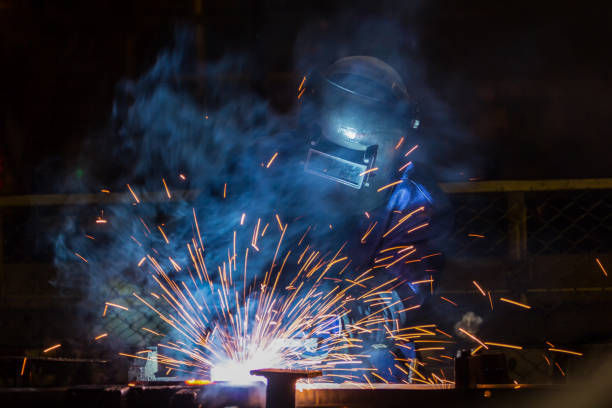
364,211,370,219
20,357,27,376
179,173,187,180
100,189,110,194
458,328,488,349
85,234,95,240
485,342,523,350
500,297,531,309
468,233,485,238
223,183,227,199
297,88,306,99
266,152,279,168
74,253,88,263
488,291,493,310
440,296,457,306
472,281,486,296
298,76,306,91
126,184,140,203
158,226,170,244
596,258,608,277
359,167,378,177
94,333,108,341
360,221,378,243
404,144,419,157
436,328,452,338
555,362,566,376
142,327,164,336
275,214,284,231
138,257,146,267
240,213,246,225
377,180,402,192
105,302,128,311
398,161,413,172
406,222,429,235
394,137,405,150
548,348,583,356
96,217,107,224
162,178,171,199
43,344,61,353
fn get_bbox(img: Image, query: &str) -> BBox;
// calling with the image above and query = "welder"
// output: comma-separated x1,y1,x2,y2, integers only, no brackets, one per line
295,56,453,382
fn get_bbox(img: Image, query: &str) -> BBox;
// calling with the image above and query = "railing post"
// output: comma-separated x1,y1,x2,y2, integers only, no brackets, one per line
507,191,527,261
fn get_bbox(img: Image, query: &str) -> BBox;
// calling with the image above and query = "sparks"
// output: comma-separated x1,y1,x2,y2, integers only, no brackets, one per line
126,184,140,203
377,180,402,192
458,328,488,349
43,344,61,353
74,253,88,263
94,333,108,341
20,357,27,376
404,144,419,157
158,226,170,244
105,302,128,311
359,167,378,177
162,178,172,199
596,258,608,277
548,348,583,356
472,281,486,296
500,297,531,309
468,233,485,238
266,152,279,168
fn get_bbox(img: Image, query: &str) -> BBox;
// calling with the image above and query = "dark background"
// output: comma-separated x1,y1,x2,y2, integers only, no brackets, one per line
1,0,611,195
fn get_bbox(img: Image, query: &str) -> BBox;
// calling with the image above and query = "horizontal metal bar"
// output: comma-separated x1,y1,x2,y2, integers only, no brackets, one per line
1,178,611,207
439,178,612,193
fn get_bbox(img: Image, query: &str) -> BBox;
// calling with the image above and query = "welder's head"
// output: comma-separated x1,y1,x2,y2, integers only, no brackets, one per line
300,56,419,213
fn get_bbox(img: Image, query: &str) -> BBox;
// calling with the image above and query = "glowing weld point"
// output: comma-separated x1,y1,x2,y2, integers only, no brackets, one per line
96,218,107,224
185,379,211,386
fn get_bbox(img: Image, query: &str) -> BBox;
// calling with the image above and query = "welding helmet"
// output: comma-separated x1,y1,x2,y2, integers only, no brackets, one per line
301,56,419,211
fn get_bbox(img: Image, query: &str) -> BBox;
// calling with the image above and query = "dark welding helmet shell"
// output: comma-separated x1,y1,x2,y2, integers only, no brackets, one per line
302,57,418,209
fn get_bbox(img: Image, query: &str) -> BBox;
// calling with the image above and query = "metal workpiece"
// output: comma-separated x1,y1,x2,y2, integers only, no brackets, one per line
250,369,322,408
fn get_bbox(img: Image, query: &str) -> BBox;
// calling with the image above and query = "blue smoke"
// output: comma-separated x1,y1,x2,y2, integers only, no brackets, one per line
51,17,475,353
